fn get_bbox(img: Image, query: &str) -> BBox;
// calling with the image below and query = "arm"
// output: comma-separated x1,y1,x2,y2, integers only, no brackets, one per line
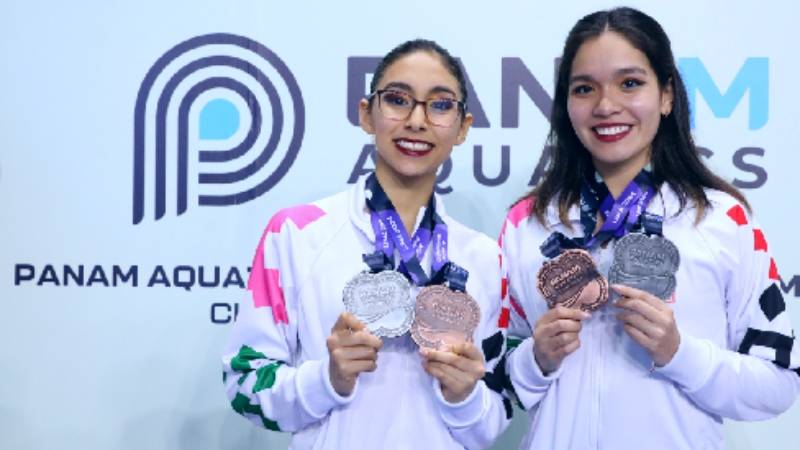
424,246,513,450
500,202,575,411
652,203,800,420
222,212,352,433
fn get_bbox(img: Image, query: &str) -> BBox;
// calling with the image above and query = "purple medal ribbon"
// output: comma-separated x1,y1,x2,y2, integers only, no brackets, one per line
587,180,654,247
541,169,656,258
370,213,394,258
365,174,448,286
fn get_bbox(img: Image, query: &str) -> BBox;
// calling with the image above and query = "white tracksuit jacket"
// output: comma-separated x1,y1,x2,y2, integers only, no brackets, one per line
501,186,800,450
223,177,512,450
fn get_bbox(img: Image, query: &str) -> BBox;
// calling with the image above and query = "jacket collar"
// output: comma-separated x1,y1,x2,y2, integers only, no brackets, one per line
348,174,448,242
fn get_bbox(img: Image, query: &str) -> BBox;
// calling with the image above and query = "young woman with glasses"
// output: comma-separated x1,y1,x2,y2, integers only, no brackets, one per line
500,7,800,449
223,39,512,450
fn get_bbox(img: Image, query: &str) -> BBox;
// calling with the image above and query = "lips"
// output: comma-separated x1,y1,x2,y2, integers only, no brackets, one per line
592,124,631,143
394,138,434,157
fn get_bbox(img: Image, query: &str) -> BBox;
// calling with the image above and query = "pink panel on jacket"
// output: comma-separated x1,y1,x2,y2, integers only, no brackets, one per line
507,198,534,228
249,204,326,323
265,204,326,234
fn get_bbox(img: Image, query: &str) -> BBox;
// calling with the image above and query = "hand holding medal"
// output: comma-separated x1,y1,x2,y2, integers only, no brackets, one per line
532,306,591,375
412,263,483,403
606,206,681,366
421,342,485,404
533,234,606,373
326,312,383,396
532,170,682,372
350,174,486,401
612,284,680,367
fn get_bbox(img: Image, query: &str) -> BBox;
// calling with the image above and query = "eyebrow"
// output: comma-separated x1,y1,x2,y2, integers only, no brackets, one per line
379,81,459,98
569,66,649,84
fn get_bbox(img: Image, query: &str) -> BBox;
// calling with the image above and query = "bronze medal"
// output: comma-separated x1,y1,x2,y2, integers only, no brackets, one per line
411,285,481,351
536,249,608,312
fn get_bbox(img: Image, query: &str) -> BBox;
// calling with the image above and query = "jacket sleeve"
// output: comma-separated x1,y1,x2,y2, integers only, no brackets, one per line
500,199,565,412
655,201,800,420
222,206,353,433
431,241,513,450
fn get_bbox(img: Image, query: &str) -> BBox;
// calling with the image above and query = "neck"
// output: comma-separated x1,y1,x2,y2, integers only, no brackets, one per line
594,156,649,198
374,167,435,235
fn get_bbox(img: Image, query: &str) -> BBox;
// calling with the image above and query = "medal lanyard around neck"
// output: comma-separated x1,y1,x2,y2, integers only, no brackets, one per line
364,173,448,287
581,169,656,246
541,169,657,258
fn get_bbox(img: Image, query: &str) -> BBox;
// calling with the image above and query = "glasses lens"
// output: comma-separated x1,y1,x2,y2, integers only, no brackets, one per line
426,98,459,127
378,90,413,120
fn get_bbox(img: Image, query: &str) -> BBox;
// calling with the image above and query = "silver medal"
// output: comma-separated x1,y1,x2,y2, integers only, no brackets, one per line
342,270,414,337
609,233,680,300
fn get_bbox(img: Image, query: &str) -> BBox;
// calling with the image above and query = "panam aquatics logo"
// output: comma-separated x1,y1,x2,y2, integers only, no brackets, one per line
133,33,304,224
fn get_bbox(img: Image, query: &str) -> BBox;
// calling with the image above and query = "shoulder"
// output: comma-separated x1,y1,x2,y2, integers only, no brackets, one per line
499,197,555,251
503,197,536,229
674,189,758,268
697,189,755,232
260,189,350,246
662,186,752,230
444,215,500,257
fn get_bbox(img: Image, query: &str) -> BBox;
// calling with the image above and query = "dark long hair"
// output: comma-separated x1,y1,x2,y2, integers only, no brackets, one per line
528,7,748,226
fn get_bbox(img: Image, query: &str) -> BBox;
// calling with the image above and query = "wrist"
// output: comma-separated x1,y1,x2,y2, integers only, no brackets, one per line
443,382,476,404
654,333,681,367
328,363,355,397
533,348,558,376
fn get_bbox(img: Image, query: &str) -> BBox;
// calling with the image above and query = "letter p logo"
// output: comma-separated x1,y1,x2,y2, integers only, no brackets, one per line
132,33,304,224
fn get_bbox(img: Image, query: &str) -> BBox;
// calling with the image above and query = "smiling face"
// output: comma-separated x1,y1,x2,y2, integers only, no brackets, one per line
359,50,472,187
566,31,672,178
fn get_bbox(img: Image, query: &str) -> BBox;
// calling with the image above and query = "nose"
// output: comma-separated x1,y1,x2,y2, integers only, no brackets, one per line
405,102,428,130
593,90,621,117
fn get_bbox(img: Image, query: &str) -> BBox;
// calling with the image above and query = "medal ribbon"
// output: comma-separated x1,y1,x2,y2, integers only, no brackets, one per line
364,173,449,286
540,169,657,258
428,262,469,293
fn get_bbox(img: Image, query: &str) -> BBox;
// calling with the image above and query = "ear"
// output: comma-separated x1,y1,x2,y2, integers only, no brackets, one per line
660,78,674,116
359,98,375,135
454,112,474,145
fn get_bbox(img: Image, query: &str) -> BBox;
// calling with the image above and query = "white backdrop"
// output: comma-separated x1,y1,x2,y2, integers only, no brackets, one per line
2,1,798,449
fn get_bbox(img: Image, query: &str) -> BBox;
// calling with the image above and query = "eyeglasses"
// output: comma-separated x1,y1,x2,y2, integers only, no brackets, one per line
368,89,465,128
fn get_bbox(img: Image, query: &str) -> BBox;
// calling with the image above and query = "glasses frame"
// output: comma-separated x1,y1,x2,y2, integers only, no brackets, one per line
368,89,466,128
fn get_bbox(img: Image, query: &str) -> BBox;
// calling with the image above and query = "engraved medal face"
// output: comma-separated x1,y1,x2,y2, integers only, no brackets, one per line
536,249,609,312
609,233,680,300
411,285,481,351
342,271,414,337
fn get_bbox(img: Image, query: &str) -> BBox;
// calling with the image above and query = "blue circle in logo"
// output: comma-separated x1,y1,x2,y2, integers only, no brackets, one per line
199,98,240,140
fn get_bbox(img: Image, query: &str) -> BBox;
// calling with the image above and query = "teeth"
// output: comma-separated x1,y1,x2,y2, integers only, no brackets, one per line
396,140,433,151
595,125,630,135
